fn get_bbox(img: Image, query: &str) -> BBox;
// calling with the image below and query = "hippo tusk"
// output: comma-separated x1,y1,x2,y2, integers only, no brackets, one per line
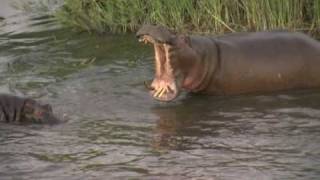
154,88,161,97
138,36,149,44
144,81,155,90
167,86,174,94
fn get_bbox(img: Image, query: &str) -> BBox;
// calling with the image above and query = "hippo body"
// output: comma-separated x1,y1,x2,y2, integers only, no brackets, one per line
191,32,320,95
137,25,320,101
0,94,59,124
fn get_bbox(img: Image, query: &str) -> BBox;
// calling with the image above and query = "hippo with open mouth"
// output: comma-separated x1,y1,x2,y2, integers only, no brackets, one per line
0,94,59,124
137,25,320,101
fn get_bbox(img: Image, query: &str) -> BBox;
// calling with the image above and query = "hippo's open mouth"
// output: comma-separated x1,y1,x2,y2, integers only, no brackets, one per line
138,34,183,101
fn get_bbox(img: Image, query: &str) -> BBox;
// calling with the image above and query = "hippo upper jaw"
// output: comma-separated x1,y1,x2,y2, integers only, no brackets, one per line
136,25,175,45
138,35,161,45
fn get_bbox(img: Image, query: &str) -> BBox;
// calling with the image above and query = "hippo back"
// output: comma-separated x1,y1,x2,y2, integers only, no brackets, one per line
0,94,25,122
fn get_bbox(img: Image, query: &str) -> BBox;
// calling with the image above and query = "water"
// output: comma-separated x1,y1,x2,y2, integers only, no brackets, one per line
0,1,320,180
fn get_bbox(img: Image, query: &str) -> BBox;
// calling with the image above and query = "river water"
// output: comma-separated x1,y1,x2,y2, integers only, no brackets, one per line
0,1,320,180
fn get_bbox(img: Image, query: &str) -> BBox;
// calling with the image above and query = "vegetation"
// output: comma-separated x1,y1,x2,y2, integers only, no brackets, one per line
56,0,320,35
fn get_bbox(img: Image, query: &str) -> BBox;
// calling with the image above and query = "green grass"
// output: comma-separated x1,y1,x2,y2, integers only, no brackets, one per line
56,0,320,35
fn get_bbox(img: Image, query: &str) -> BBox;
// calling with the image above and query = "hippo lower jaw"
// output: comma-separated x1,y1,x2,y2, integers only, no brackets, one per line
146,75,183,101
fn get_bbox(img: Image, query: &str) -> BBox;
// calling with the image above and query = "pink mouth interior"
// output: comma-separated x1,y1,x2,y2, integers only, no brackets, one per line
142,35,181,101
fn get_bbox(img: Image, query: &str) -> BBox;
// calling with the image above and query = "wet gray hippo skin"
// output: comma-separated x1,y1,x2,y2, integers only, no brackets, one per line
137,25,320,101
0,94,59,124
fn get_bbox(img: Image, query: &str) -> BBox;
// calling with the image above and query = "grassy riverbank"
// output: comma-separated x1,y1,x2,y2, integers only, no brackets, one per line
56,0,320,34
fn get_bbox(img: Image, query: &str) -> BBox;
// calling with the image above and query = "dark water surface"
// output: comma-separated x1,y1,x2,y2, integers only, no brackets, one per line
0,2,320,180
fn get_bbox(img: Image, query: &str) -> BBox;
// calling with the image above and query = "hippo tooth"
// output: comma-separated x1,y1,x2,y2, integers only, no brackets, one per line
155,87,164,98
158,87,167,98
154,88,161,97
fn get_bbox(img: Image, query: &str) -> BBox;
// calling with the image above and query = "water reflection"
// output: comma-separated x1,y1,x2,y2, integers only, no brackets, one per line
152,106,198,151
150,93,320,179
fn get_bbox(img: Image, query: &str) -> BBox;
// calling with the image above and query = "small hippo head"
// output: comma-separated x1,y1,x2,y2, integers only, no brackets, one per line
21,99,59,125
137,25,198,101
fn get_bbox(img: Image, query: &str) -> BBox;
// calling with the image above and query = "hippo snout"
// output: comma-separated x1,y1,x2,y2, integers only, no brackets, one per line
22,100,61,125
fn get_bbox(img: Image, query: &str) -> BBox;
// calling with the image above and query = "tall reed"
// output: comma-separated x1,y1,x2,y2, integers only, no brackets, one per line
56,0,320,35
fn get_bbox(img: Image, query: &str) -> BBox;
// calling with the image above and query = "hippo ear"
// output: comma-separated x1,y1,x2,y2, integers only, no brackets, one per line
43,104,53,112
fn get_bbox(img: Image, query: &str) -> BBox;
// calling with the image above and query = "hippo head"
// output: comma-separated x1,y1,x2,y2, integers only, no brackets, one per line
21,99,59,124
137,25,199,101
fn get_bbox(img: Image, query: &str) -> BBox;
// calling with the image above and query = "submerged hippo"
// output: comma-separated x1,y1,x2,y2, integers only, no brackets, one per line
137,25,320,101
0,94,59,124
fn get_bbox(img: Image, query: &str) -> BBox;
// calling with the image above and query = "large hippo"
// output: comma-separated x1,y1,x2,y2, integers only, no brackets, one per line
136,25,320,101
0,94,59,124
